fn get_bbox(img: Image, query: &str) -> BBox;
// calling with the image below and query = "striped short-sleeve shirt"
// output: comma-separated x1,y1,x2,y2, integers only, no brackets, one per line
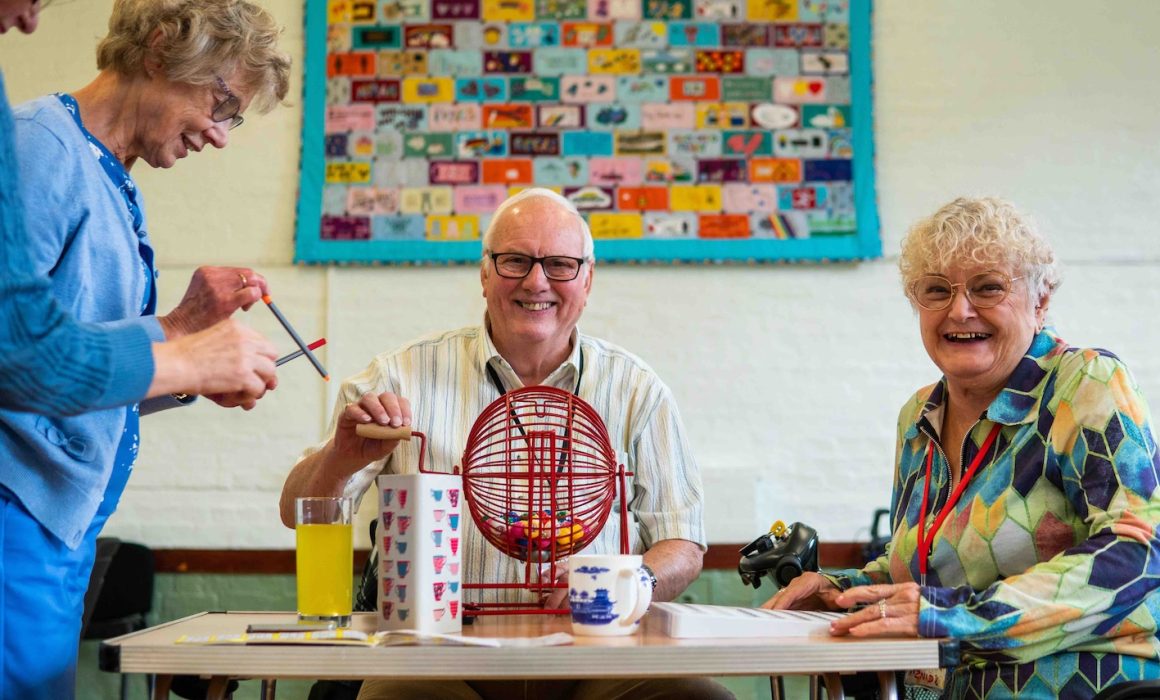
302,324,706,604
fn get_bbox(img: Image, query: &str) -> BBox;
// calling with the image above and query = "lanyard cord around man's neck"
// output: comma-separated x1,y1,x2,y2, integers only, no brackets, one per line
486,346,585,474
486,346,585,399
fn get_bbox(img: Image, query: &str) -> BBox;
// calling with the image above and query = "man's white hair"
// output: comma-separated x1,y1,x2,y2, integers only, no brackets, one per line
480,188,595,266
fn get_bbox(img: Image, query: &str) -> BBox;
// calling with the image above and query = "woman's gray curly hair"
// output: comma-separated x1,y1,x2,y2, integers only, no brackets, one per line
899,197,1061,303
96,0,291,114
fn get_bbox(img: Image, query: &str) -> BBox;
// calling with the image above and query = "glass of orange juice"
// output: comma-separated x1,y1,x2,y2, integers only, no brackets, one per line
295,496,353,627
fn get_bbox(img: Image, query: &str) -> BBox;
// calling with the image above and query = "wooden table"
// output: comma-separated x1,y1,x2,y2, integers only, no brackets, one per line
100,611,959,700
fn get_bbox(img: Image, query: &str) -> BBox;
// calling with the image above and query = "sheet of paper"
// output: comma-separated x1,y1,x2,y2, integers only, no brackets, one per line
377,631,573,647
176,629,373,645
650,602,844,638
175,630,573,648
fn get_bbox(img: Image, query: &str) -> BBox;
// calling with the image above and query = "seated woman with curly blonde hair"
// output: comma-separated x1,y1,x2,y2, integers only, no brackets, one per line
765,197,1160,699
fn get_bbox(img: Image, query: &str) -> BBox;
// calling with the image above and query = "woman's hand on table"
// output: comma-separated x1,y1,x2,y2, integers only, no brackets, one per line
830,582,921,637
760,572,843,611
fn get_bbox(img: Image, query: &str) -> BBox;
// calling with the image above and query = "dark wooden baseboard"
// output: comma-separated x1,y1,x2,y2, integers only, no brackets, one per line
154,542,868,575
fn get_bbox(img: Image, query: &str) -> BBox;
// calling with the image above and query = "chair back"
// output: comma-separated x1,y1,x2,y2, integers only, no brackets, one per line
82,537,122,638
83,540,155,640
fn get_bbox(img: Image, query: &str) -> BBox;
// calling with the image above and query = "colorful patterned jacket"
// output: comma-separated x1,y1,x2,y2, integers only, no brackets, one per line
832,329,1160,698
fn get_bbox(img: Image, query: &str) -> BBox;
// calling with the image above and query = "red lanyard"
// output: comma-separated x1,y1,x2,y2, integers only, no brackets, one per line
916,423,1002,585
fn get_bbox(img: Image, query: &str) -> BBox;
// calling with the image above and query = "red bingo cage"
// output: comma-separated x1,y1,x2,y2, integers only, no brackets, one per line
459,386,632,615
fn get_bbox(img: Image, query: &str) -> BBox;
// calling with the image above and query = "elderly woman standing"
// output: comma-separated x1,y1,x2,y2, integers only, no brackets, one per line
1,1,289,696
0,0,279,415
765,198,1160,698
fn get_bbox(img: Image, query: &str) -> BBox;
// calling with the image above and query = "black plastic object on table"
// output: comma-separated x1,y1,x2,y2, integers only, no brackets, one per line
738,520,819,589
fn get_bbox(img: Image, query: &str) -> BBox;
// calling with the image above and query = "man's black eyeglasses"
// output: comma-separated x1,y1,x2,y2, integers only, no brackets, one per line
212,76,244,130
490,252,587,281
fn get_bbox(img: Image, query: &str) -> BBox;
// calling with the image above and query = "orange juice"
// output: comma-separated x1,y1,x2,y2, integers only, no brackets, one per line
296,522,353,618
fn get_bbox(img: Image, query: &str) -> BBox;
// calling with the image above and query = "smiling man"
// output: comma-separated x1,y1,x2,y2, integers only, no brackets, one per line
281,188,731,700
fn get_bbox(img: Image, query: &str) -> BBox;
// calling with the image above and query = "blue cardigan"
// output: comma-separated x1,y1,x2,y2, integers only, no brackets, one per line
0,71,154,414
0,94,165,548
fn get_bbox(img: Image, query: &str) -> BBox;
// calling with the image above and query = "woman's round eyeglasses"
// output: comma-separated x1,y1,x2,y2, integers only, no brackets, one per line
212,76,244,130
909,271,1022,311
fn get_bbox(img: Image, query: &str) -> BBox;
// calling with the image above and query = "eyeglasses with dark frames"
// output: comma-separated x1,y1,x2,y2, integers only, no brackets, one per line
489,252,587,281
211,76,244,130
909,271,1023,311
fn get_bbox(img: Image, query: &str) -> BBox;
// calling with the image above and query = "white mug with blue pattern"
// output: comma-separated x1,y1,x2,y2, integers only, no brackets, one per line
567,554,652,636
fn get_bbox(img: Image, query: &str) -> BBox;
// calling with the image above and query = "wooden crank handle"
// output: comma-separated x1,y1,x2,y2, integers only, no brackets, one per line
354,424,413,441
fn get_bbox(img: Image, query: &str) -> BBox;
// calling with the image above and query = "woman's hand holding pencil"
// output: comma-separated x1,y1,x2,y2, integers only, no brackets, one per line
159,266,270,338
144,270,330,409
151,319,278,410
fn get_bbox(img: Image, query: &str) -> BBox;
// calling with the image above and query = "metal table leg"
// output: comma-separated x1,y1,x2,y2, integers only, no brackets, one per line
260,678,278,699
823,673,846,700
205,676,231,700
771,674,827,699
877,671,899,700
152,675,172,700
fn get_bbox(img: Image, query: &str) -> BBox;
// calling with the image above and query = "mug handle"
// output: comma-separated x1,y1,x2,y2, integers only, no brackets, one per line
617,566,653,627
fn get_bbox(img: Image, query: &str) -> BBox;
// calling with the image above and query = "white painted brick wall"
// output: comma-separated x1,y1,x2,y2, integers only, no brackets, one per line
3,0,1159,548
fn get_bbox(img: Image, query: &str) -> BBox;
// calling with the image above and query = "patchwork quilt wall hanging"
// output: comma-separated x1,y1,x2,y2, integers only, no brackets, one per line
295,0,878,263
